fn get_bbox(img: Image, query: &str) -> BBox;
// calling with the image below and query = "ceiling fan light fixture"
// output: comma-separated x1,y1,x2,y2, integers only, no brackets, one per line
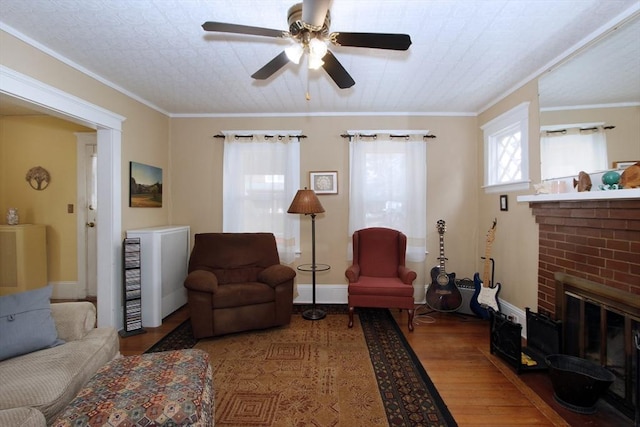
203,1,410,91
308,37,328,59
285,43,304,64
308,55,325,70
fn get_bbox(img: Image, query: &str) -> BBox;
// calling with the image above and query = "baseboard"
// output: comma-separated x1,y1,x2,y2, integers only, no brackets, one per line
498,299,527,338
294,284,348,304
294,283,426,306
50,281,86,300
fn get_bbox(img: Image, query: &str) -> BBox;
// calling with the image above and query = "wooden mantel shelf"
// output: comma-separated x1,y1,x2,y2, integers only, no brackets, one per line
517,188,640,203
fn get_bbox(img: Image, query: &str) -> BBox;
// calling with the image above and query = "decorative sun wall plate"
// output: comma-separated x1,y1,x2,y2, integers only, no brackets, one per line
26,166,50,190
310,171,338,194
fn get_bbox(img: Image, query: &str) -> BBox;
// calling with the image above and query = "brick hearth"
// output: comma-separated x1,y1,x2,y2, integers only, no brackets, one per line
529,199,640,316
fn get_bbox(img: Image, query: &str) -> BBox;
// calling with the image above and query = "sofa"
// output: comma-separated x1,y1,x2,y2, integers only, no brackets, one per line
184,232,296,338
0,292,119,426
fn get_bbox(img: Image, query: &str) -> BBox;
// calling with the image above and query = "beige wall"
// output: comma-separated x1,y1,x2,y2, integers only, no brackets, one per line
0,116,91,282
477,81,541,311
170,115,480,298
1,30,171,234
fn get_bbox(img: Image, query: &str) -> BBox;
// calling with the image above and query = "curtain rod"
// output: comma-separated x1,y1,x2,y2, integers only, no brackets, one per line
544,125,615,135
340,133,436,140
213,133,307,139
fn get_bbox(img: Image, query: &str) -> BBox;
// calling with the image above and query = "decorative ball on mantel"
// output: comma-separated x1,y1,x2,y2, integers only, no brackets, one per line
619,162,640,188
601,170,620,186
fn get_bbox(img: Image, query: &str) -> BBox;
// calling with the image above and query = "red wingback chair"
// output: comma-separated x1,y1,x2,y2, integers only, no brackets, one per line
184,232,296,338
345,227,417,331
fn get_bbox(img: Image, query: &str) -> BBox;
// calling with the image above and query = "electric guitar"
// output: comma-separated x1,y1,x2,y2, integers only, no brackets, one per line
426,220,462,312
471,219,501,319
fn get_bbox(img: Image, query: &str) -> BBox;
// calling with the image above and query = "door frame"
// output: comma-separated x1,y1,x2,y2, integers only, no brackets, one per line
76,133,97,299
1,65,125,328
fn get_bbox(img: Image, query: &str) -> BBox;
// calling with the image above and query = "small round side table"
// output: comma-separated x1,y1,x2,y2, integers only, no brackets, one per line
297,263,330,320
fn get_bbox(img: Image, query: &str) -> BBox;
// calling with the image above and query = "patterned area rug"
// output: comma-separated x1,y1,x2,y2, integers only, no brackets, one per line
146,306,457,426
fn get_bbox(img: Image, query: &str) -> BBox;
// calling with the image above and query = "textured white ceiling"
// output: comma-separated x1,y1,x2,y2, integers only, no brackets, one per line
539,12,640,110
0,0,639,116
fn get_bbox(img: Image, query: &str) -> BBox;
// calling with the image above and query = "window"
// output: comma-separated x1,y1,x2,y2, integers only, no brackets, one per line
540,124,608,180
348,132,427,262
222,132,300,263
482,102,530,193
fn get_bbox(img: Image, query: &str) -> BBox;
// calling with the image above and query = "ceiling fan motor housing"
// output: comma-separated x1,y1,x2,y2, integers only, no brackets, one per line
288,3,330,38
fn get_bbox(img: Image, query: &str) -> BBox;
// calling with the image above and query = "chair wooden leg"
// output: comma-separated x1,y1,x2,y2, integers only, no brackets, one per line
348,306,355,328
407,309,414,332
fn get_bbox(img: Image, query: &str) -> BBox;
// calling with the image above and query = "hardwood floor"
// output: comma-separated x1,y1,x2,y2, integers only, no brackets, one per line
118,305,632,426
118,304,190,356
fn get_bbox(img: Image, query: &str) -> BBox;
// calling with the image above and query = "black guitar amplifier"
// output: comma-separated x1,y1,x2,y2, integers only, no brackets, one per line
455,278,475,316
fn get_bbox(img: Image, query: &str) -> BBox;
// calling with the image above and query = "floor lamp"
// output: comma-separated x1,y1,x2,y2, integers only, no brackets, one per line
287,188,326,320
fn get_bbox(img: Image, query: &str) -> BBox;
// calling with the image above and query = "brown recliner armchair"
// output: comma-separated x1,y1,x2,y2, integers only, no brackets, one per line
184,232,296,338
346,227,417,331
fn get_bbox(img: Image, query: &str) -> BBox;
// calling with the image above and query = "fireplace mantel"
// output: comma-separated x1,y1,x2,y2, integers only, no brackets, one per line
517,188,640,203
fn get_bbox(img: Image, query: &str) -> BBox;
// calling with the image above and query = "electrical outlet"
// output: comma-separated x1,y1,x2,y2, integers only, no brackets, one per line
507,314,519,324
67,204,74,213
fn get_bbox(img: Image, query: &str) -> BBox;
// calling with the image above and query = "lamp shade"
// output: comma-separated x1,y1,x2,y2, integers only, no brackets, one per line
287,188,325,214
285,43,304,64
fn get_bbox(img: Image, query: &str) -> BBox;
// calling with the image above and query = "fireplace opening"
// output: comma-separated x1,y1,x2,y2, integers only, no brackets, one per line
556,272,639,420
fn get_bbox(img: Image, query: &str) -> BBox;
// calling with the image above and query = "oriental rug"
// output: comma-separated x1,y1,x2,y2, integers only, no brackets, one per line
146,307,457,426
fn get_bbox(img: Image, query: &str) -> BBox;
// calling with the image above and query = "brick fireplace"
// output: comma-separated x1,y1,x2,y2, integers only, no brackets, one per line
530,198,640,316
527,195,640,419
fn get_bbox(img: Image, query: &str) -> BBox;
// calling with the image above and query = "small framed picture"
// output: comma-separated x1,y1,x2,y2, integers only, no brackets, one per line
612,160,639,169
500,194,508,211
310,171,338,194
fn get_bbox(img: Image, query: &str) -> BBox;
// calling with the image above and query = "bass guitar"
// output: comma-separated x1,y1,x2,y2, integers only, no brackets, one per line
426,220,462,312
471,219,501,319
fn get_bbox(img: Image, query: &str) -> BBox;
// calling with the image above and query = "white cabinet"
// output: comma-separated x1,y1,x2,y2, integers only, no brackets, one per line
0,224,47,296
126,226,190,327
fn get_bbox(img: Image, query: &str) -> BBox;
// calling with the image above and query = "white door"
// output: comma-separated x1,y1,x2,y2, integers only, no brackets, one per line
76,133,98,297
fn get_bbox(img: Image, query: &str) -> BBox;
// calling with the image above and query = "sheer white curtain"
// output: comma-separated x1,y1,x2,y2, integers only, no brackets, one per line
348,132,427,262
222,131,300,263
540,126,608,180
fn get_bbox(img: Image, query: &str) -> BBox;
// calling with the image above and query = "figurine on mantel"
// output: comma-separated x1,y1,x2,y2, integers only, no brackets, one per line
620,161,640,188
573,171,592,192
6,208,19,225
533,183,549,194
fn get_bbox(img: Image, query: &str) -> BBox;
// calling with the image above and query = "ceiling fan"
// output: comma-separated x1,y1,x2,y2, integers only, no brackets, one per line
202,0,411,89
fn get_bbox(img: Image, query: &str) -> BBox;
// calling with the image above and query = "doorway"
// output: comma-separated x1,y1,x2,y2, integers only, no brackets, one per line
1,65,124,328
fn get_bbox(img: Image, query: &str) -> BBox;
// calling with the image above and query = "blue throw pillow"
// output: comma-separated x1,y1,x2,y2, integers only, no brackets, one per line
0,285,64,361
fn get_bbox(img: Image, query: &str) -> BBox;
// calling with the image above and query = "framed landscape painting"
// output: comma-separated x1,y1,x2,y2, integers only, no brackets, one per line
129,161,163,207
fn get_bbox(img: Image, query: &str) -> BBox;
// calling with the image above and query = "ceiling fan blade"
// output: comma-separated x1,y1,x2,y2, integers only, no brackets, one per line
302,0,331,28
202,22,285,38
251,51,290,80
322,51,355,89
331,32,412,50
